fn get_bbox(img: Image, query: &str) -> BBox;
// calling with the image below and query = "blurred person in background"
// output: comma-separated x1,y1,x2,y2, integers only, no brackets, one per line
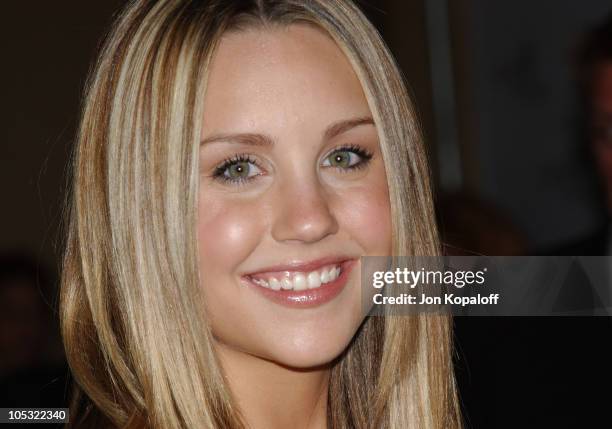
0,255,47,377
546,12,612,310
453,14,612,429
0,253,67,408
563,11,612,256
437,191,528,256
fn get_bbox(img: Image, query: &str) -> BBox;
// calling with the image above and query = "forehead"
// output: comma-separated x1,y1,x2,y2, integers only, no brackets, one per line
201,23,371,134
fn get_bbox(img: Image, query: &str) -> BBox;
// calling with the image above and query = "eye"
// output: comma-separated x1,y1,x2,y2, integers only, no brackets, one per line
322,145,373,170
212,155,263,184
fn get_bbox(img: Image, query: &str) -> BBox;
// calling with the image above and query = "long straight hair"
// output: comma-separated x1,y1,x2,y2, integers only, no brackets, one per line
60,1,462,427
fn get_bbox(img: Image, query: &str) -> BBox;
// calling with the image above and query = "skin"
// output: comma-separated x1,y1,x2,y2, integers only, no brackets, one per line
590,61,612,214
197,24,392,429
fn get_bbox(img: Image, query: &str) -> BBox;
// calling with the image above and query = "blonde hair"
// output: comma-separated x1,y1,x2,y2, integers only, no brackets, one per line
60,0,462,427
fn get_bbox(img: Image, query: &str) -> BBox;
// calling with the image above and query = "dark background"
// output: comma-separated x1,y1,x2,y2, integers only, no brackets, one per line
2,1,611,428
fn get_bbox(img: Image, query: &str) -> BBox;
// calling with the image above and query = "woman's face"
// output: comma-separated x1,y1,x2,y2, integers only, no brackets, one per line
198,24,391,368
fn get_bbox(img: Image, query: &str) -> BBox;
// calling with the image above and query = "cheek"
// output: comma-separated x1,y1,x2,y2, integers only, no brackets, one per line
197,193,269,353
197,194,263,276
334,178,392,255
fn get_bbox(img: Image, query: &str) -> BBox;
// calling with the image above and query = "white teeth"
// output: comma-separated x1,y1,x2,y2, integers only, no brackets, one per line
250,264,343,291
307,272,321,289
293,274,307,291
281,278,293,290
269,278,281,291
253,278,270,288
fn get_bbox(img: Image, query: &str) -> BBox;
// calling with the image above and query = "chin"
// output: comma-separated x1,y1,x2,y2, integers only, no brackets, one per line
270,349,344,370
265,329,357,370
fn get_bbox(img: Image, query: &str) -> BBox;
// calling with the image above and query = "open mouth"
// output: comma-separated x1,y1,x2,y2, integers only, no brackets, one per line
241,259,357,308
247,263,343,291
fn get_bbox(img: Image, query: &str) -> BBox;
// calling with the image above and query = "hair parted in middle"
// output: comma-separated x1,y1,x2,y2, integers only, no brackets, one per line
60,1,462,428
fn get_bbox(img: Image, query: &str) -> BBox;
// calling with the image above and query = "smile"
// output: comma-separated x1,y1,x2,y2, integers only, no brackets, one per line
248,264,342,291
241,258,357,308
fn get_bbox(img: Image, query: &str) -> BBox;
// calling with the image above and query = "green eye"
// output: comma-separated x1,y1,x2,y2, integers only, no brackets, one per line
328,151,352,168
323,147,371,169
226,161,251,179
213,155,263,184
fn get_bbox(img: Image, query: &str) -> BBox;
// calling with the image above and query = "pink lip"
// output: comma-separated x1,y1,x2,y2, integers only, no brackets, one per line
241,258,358,309
243,256,354,277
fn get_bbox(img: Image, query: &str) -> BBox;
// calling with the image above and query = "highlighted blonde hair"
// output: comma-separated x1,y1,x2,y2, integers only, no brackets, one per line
61,0,462,427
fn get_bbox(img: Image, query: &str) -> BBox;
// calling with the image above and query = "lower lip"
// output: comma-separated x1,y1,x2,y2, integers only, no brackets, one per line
242,259,357,309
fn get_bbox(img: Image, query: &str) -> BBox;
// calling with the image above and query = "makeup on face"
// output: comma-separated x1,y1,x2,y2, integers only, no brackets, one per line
241,257,358,308
197,23,392,368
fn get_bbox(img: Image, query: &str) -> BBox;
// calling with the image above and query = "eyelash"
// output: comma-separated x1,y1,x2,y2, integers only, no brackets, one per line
212,154,262,185
330,144,374,171
210,144,374,185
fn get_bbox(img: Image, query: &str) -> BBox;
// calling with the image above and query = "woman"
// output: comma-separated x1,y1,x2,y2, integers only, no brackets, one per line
60,0,461,427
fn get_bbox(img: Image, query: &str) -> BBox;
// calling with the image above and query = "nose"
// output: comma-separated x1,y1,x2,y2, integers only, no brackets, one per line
271,178,339,244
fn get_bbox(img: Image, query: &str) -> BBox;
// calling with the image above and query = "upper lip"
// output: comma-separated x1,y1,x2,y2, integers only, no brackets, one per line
243,255,356,277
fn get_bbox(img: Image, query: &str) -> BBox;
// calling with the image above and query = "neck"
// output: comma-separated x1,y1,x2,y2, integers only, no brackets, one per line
215,341,330,429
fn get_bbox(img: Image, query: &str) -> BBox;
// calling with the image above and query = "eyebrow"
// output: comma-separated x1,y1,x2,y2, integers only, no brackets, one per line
200,116,375,146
